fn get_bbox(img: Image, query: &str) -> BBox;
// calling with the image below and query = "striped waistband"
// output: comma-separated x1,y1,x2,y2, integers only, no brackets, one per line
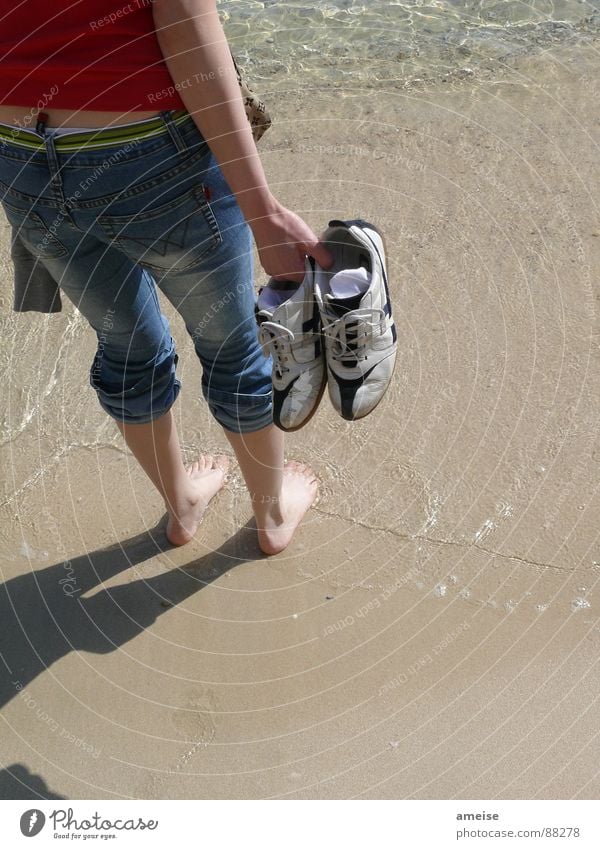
0,110,190,152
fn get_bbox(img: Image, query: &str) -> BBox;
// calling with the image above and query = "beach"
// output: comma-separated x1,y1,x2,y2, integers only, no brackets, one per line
1,34,599,799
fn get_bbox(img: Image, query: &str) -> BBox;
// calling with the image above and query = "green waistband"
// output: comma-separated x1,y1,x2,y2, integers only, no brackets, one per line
0,110,190,152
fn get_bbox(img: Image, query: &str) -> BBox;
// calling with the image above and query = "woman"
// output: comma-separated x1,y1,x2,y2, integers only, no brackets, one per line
0,0,333,553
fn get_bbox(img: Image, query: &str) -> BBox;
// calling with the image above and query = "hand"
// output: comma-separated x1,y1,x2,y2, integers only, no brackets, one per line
250,201,334,282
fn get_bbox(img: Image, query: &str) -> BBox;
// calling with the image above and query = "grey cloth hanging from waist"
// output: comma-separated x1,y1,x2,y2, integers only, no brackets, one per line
9,223,62,313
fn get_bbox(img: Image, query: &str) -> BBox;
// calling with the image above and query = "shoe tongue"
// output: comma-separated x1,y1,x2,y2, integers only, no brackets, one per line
326,267,370,314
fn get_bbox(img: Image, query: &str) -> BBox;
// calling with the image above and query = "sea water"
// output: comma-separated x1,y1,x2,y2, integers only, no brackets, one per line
220,0,599,86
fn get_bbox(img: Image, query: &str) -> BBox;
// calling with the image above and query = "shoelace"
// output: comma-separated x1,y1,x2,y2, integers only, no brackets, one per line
322,308,385,364
258,321,295,377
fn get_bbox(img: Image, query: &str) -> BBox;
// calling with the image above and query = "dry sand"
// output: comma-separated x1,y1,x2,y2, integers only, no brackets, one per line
0,41,599,800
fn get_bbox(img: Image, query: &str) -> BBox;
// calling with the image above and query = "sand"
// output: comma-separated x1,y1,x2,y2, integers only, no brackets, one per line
0,40,599,800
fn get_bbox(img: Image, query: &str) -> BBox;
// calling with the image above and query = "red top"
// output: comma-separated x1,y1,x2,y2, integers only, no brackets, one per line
0,0,184,111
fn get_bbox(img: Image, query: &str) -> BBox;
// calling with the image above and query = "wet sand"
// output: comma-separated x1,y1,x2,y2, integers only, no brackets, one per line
1,41,599,799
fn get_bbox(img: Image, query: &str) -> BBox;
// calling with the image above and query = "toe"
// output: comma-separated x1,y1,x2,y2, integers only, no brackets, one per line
306,473,319,492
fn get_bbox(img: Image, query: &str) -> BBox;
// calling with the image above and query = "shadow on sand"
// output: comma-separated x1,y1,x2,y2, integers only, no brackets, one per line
0,763,66,800
1,519,262,709
0,519,262,797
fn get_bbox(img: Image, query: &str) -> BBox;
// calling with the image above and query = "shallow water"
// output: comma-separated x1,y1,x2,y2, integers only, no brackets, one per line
221,0,599,86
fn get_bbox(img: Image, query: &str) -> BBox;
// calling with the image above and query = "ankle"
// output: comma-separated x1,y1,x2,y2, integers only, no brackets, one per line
165,485,195,517
252,491,283,525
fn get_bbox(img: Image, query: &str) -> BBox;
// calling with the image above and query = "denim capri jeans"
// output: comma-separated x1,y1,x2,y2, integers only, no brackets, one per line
0,110,273,432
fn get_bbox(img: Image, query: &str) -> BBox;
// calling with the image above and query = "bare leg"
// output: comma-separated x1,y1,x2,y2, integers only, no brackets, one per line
223,424,318,555
116,410,228,546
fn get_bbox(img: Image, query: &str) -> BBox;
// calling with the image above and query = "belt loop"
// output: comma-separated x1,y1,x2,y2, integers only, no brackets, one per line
39,118,70,216
35,111,49,136
160,110,187,153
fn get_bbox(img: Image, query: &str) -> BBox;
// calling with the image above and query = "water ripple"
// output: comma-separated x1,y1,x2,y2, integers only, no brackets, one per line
221,0,599,86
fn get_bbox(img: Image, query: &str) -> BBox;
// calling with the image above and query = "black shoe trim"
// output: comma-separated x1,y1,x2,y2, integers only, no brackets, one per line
328,362,378,421
359,225,392,319
326,219,392,318
328,218,373,230
255,304,269,327
301,299,322,356
273,374,300,428
302,302,320,334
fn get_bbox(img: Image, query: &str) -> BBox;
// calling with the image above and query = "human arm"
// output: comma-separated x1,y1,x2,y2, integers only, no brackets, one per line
152,0,332,280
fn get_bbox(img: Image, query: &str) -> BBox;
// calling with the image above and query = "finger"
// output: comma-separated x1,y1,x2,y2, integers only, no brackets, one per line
306,238,335,269
265,254,305,283
257,243,301,283
266,249,306,283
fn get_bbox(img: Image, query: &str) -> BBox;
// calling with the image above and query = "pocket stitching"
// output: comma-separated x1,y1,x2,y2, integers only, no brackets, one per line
98,185,222,271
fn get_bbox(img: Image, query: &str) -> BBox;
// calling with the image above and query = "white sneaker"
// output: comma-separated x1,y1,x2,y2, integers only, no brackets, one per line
314,219,397,421
255,258,326,431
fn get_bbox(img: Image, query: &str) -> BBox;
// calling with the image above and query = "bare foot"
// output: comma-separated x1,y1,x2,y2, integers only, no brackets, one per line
166,454,229,546
256,460,319,555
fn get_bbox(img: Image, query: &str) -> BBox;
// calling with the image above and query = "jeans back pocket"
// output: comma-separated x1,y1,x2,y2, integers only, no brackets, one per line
97,185,223,273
